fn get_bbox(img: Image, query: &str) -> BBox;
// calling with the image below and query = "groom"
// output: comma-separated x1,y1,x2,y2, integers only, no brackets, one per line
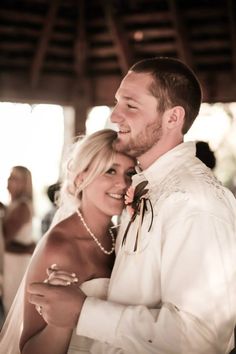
28,57,236,353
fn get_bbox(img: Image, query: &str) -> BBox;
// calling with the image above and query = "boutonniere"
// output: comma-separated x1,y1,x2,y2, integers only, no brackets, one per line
122,180,153,251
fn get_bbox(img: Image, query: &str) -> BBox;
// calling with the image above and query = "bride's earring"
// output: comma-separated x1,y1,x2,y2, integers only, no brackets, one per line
74,175,83,198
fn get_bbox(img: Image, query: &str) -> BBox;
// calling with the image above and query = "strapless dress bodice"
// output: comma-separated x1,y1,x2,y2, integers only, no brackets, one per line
67,278,109,354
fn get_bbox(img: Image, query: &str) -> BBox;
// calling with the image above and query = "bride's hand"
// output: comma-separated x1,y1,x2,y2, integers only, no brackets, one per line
35,264,79,316
44,264,79,286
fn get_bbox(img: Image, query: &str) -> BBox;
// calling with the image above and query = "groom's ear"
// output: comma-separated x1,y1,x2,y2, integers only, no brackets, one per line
163,106,185,131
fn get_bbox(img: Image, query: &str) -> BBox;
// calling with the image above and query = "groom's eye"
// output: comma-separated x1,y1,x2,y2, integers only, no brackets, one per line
127,103,137,109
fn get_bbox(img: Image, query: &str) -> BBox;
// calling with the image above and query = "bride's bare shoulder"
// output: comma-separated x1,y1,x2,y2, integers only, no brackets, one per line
28,213,81,277
46,212,79,244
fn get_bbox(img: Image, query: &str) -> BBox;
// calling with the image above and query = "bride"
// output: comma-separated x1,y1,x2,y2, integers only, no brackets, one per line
0,128,135,354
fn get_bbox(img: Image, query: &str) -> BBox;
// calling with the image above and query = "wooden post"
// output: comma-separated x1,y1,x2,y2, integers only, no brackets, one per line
72,77,92,137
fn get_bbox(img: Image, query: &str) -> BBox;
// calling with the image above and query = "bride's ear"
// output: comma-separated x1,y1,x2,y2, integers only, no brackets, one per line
74,173,84,189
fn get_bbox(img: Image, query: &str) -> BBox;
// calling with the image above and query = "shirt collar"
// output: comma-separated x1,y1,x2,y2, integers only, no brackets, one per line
132,141,196,187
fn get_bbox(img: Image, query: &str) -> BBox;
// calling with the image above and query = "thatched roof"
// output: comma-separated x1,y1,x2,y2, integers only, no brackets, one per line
0,0,236,132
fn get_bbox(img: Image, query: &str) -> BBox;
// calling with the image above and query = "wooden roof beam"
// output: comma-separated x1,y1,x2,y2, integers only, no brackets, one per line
227,0,236,77
103,1,134,75
168,0,194,68
72,0,92,134
30,0,61,88
74,0,87,77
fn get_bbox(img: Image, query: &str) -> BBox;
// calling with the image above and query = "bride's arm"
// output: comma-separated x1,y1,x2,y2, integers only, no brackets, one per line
20,228,77,354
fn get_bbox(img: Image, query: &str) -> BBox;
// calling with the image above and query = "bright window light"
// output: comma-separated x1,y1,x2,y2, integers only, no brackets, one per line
0,103,64,239
185,103,231,150
86,106,115,134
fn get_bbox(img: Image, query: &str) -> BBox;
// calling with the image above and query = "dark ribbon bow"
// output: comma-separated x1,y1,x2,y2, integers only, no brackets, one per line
122,180,153,251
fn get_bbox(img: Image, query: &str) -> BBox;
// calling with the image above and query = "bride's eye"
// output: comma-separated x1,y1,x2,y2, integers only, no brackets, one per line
106,168,116,175
126,169,136,178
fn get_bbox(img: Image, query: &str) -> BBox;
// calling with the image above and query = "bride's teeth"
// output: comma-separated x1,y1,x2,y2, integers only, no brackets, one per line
109,193,123,199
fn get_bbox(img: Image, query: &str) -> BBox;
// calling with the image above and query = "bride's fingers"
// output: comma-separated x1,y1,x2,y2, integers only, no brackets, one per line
48,270,77,277
45,265,79,285
46,263,59,276
47,271,78,282
46,277,78,286
47,268,77,278
46,274,79,285
47,278,70,286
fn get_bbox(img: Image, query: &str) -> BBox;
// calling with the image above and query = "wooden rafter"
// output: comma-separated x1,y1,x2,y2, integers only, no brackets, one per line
103,1,134,75
168,0,194,68
0,0,235,106
74,0,87,77
227,0,236,76
30,0,61,88
72,0,91,134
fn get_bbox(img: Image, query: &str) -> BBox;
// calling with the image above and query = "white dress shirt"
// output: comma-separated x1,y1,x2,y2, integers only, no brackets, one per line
77,142,236,354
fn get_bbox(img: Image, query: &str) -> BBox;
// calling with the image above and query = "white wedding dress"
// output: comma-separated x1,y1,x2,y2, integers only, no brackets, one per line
67,278,109,354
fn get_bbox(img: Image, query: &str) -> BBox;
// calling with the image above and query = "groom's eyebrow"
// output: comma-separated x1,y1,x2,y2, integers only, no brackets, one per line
123,95,139,103
115,90,140,103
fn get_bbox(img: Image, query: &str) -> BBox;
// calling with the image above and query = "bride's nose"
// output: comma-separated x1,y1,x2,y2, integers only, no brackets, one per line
114,175,127,189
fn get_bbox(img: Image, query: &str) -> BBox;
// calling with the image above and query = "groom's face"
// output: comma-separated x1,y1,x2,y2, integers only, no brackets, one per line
111,71,163,158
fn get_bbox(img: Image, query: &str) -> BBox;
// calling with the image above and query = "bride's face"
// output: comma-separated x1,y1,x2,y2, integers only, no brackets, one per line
81,153,135,217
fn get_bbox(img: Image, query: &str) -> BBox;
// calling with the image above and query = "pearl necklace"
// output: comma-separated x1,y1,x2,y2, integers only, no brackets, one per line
77,209,115,255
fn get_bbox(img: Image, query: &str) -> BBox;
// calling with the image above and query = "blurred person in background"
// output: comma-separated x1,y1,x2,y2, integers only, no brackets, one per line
41,182,60,236
2,166,35,315
196,141,216,170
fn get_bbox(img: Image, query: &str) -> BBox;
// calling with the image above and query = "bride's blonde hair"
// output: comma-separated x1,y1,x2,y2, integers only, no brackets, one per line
52,129,119,224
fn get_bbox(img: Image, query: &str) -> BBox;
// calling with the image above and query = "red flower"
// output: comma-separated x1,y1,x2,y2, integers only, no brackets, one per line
125,186,135,216
124,181,149,219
